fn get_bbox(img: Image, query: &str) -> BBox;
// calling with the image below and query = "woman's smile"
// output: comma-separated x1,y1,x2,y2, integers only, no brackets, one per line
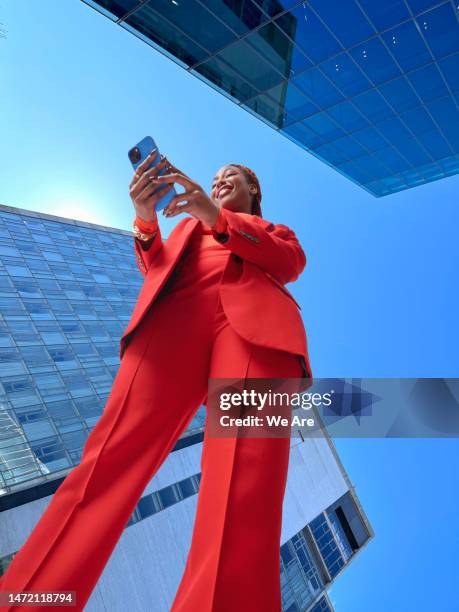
217,185,234,199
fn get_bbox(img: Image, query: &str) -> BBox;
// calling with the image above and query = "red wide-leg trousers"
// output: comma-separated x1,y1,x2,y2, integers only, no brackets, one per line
0,282,302,612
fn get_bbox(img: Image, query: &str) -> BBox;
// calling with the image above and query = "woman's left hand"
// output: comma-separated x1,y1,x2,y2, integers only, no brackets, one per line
153,158,220,227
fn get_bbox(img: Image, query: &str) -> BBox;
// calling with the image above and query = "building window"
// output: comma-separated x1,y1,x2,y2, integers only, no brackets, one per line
309,513,345,579
280,530,323,611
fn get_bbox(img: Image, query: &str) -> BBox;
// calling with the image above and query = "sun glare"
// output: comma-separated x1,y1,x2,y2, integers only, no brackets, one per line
52,202,104,226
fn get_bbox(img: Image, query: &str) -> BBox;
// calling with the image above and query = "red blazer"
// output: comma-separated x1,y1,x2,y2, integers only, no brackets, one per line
120,209,313,388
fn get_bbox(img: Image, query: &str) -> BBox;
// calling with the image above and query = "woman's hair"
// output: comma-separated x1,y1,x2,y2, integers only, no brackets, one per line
230,164,263,217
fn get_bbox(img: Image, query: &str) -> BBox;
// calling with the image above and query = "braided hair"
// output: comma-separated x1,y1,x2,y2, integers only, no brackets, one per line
230,164,263,218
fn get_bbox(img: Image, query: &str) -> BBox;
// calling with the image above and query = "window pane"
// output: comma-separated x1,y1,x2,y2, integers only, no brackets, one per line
245,22,311,78
353,89,393,123
205,0,268,35
158,485,178,508
321,53,372,98
438,53,459,97
358,0,410,30
350,38,401,85
141,0,237,53
379,76,420,113
381,21,431,72
124,3,208,67
292,67,344,109
417,3,459,60
302,112,345,143
275,5,342,64
193,56,258,102
407,63,449,104
327,101,369,133
309,0,374,47
86,0,140,20
282,121,326,149
217,39,284,91
177,477,197,498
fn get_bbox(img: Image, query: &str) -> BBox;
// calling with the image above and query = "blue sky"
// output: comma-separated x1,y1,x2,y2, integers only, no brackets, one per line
1,1,458,610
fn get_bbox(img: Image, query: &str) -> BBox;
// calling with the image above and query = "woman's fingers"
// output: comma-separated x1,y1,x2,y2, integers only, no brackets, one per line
162,190,197,217
129,148,157,188
153,171,195,192
164,201,193,218
139,182,173,204
131,157,169,197
162,158,192,182
130,148,171,192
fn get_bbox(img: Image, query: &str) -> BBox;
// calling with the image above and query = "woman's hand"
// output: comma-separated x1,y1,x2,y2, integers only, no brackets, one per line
129,149,175,223
151,158,221,228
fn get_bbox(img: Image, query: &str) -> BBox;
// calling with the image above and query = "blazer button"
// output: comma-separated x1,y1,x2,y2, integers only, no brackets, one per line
232,254,242,264
215,231,229,244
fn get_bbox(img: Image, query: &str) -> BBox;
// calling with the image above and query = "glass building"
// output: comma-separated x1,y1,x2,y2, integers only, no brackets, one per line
0,203,205,498
0,203,372,611
81,0,459,197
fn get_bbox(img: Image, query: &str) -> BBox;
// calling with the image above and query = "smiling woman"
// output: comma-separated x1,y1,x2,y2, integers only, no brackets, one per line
0,150,313,612
211,164,262,217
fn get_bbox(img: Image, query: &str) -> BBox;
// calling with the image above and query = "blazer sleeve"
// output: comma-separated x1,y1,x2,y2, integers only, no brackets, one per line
134,225,163,277
211,208,306,285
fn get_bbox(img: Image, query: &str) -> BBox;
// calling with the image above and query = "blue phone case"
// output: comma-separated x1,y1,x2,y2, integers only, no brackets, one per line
128,136,176,211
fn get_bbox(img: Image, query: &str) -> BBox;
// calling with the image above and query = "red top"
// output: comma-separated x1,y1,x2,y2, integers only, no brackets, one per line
161,221,230,298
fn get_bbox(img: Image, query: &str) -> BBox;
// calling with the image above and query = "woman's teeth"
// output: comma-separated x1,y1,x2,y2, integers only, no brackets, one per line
219,186,232,198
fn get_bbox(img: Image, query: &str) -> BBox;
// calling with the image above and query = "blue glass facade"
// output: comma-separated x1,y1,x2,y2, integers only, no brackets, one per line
309,512,345,578
281,531,324,610
308,594,333,612
82,0,459,196
0,205,205,495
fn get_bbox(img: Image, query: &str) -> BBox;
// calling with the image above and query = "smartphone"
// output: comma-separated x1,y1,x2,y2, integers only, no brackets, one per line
128,136,176,211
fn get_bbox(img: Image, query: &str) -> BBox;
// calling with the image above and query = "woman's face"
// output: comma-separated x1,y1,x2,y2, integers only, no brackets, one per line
210,165,254,214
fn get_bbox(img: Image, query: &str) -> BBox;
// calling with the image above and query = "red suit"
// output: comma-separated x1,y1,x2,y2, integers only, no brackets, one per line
124,208,312,380
0,208,312,612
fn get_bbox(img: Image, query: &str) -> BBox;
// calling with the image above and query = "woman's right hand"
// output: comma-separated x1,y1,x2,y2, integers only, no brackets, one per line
129,149,173,223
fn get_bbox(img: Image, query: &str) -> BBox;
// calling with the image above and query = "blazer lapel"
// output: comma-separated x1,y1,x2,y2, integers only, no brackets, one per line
144,216,199,282
121,217,200,347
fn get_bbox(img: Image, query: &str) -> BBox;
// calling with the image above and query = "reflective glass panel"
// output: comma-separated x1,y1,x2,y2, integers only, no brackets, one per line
309,0,374,48
140,0,237,53
193,56,258,101
292,67,344,109
86,0,140,19
358,0,410,30
320,53,372,98
204,0,269,35
350,37,402,85
417,3,459,60
381,20,431,72
216,38,285,91
245,21,311,78
275,4,342,63
407,63,449,104
124,4,208,67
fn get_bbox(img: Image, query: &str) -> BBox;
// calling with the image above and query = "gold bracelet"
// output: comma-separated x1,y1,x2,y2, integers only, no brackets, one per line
133,224,157,242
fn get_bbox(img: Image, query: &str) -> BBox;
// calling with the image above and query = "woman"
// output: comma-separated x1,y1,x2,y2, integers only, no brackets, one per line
0,152,313,612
